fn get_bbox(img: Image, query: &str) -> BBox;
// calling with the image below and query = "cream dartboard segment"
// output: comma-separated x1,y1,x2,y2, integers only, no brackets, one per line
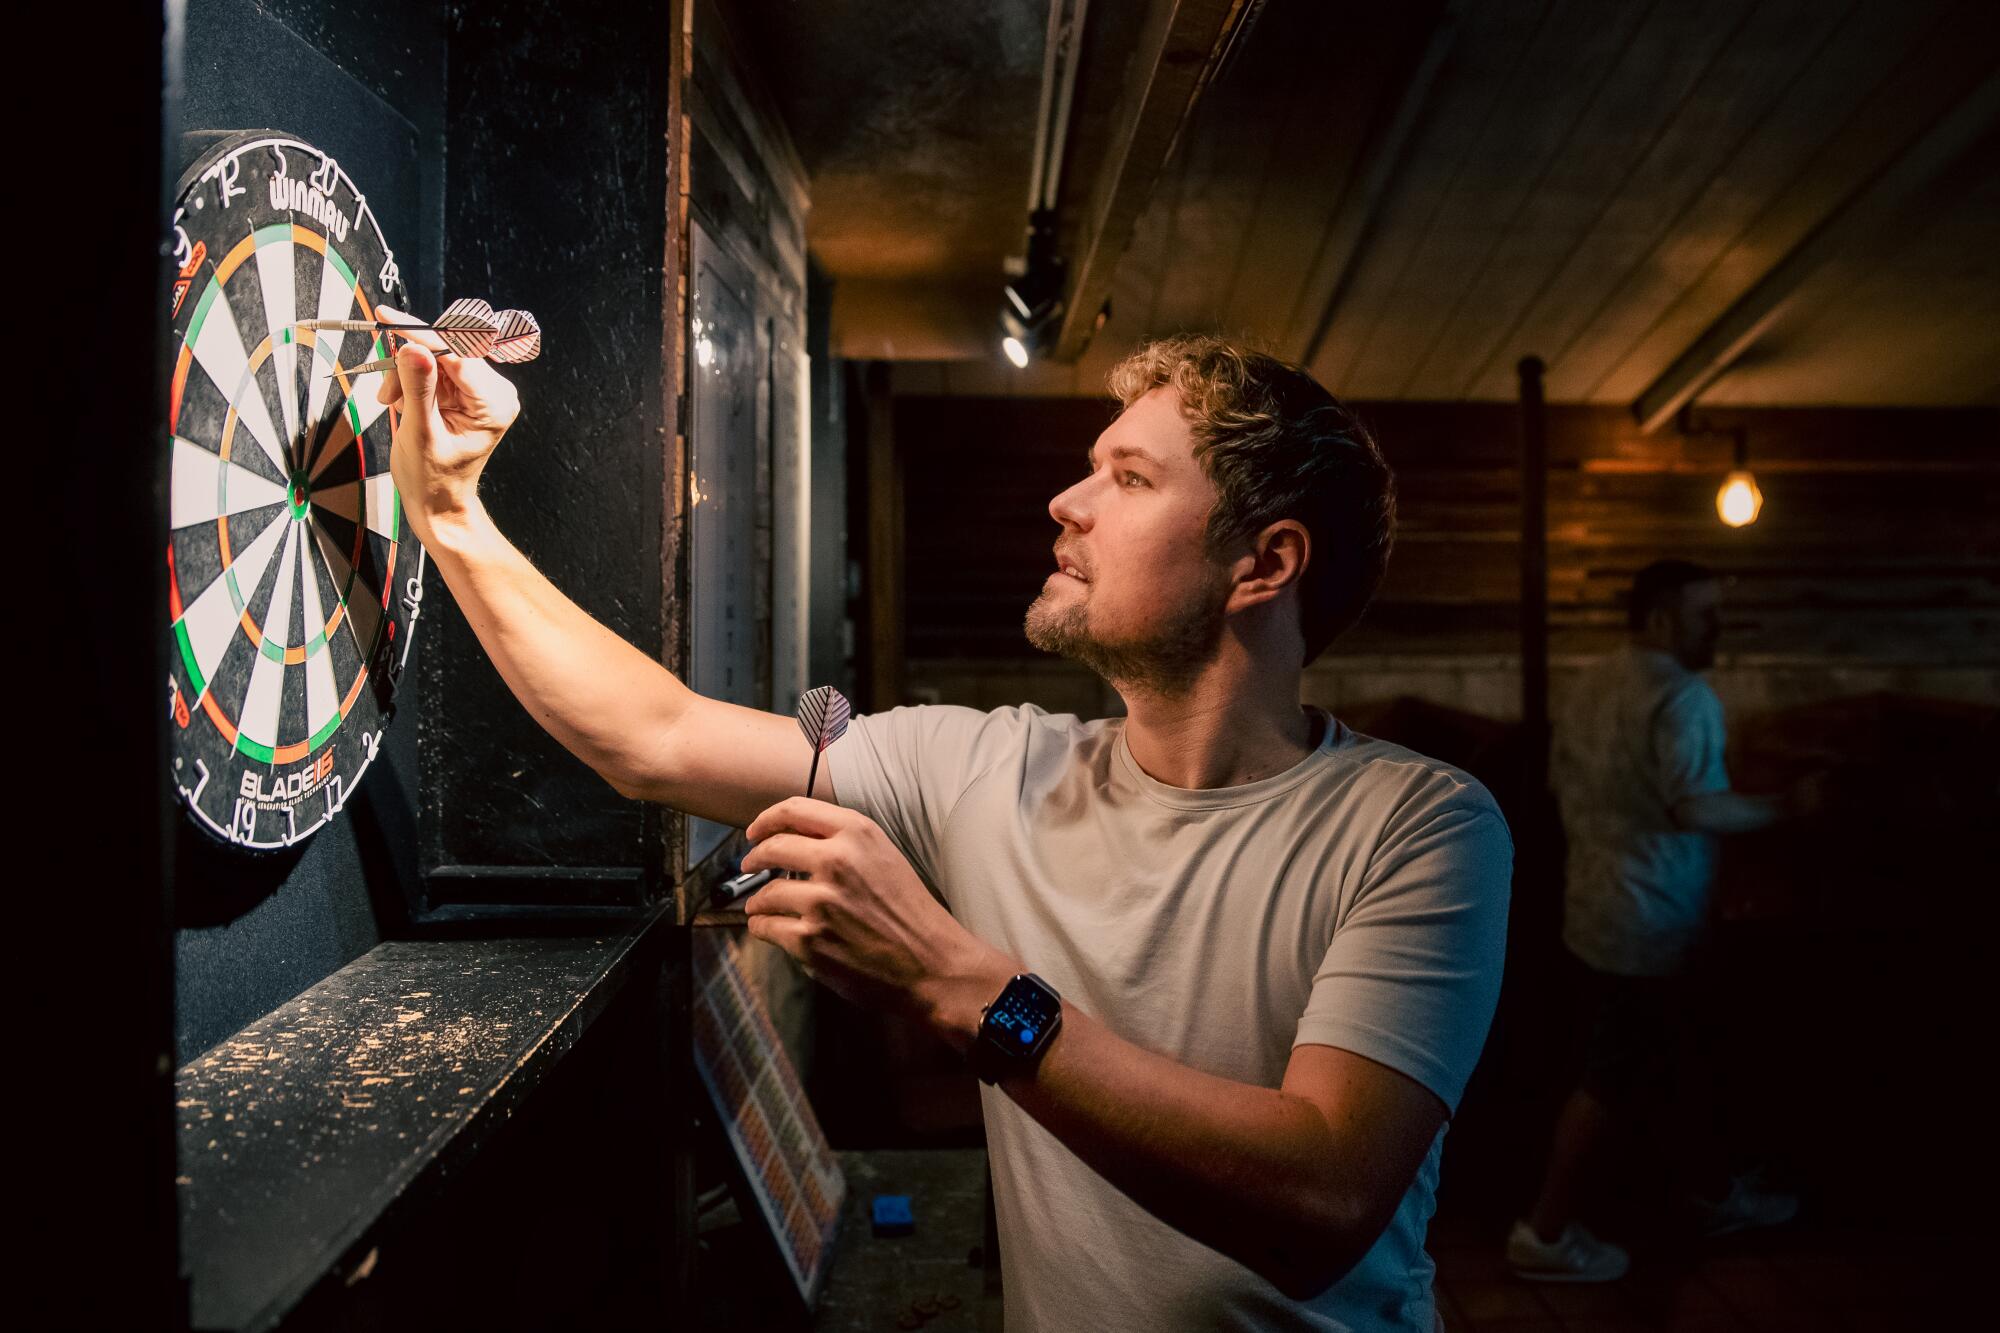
165,130,425,850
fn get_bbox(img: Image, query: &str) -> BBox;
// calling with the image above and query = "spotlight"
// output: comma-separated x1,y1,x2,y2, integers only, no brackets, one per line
999,208,1066,366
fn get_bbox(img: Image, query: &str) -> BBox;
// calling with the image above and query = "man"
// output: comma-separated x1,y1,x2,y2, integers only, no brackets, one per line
380,321,1510,1331
1508,560,1814,1282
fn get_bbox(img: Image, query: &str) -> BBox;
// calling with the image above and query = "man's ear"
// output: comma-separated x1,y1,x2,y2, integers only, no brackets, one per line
1227,520,1311,611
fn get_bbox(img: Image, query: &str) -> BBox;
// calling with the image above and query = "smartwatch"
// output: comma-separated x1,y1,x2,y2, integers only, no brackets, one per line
970,973,1063,1085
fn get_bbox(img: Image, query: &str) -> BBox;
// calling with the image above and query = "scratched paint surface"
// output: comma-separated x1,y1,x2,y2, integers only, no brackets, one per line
176,931,650,1331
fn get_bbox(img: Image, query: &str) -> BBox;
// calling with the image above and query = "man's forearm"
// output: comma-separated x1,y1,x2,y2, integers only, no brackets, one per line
926,968,1377,1298
424,502,692,797
1018,1011,1364,1295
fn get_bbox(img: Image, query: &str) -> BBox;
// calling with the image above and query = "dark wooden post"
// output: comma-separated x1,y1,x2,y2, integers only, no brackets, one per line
864,362,905,710
1518,356,1550,792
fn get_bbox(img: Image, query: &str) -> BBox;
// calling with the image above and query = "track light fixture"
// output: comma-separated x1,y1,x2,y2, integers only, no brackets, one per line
1000,207,1066,366
1002,1,1087,366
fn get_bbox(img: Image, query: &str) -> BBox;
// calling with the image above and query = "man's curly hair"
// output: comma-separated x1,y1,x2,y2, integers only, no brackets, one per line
1106,335,1396,665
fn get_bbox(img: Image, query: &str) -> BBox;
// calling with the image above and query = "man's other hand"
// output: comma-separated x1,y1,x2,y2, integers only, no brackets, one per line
739,798,1015,1042
376,305,521,548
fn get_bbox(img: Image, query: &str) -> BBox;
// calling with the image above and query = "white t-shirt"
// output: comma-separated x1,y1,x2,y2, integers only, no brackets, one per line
828,703,1511,1332
1553,644,1731,977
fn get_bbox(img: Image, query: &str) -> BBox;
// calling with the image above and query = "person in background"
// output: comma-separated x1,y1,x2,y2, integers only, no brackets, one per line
1507,559,1821,1282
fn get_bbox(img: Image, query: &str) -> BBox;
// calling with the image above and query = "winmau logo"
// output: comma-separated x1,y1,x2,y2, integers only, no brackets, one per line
269,174,351,242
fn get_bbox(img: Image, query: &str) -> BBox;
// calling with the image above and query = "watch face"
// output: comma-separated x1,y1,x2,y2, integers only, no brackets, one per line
984,976,1061,1051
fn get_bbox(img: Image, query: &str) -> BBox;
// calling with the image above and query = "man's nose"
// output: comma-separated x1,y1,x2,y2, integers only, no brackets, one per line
1049,478,1092,530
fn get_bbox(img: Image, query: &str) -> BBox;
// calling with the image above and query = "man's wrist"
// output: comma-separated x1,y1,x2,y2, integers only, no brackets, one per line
918,945,1019,1056
417,495,495,558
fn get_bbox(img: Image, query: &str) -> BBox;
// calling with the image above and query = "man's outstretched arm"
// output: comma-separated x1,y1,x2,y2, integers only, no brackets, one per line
381,325,817,827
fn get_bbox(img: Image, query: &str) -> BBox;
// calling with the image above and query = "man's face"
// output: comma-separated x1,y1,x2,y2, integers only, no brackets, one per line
1023,387,1234,693
1662,578,1723,670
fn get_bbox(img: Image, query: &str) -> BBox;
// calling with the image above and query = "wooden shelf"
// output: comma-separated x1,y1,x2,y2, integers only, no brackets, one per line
176,907,672,1331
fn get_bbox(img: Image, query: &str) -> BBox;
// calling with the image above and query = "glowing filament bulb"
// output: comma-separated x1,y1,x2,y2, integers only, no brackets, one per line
1002,335,1030,369
1716,470,1762,527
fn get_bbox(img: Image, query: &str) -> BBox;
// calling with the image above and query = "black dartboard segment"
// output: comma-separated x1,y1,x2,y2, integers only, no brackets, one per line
166,130,424,850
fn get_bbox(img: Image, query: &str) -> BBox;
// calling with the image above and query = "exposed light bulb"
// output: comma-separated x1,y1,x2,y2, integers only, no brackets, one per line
1002,335,1030,369
1716,470,1762,527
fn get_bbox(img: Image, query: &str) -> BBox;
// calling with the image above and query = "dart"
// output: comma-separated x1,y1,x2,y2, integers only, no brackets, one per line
797,685,851,801
302,300,544,375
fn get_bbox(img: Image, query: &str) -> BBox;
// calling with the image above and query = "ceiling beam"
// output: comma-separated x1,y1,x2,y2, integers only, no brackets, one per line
1631,66,2000,434
1287,0,1463,366
1052,0,1257,360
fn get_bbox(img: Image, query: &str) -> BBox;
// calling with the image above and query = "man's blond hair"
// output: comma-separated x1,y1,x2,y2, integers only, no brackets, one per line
1107,335,1396,663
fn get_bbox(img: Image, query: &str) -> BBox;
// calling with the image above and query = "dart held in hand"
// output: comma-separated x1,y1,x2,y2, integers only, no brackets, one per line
797,685,852,801
296,297,543,376
717,687,851,905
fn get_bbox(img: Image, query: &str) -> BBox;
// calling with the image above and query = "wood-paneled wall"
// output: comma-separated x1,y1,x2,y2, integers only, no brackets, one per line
894,396,1999,667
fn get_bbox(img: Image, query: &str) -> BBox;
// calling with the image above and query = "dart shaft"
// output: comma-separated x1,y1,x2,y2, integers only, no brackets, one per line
322,357,399,378
295,319,441,333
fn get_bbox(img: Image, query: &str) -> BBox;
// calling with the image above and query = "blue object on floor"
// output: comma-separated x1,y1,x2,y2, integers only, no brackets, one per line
871,1193,916,1237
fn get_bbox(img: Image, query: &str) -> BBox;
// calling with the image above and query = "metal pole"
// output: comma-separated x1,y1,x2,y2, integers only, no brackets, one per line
1517,356,1550,792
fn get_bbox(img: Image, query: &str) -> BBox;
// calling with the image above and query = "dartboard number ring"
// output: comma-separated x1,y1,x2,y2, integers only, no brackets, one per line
166,130,424,850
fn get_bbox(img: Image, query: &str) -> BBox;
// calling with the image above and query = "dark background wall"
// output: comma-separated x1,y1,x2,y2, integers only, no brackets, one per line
421,0,677,885
893,394,2000,666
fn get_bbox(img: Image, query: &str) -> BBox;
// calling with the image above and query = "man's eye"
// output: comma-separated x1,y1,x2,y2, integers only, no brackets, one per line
1121,472,1148,487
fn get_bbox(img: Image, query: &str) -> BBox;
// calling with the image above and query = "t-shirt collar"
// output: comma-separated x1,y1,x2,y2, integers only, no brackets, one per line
1113,705,1348,811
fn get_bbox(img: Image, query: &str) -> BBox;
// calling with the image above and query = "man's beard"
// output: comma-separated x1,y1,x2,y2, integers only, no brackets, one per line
1023,571,1231,696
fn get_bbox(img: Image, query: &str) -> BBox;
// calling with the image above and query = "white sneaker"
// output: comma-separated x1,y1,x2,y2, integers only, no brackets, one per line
1505,1219,1631,1283
1693,1173,1799,1238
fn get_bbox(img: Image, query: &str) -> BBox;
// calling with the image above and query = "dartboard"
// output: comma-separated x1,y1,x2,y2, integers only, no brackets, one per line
166,130,424,849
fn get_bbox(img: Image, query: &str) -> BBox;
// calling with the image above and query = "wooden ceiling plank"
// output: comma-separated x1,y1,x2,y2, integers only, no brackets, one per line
1195,0,1432,348
1142,40,1281,340
1052,0,1259,360
1697,144,2000,408
1303,1,1556,394
1321,3,1629,397
1477,0,1861,402
1630,64,2000,431
1595,0,1998,408
1269,0,1459,363
1341,0,1662,399
1412,0,1756,400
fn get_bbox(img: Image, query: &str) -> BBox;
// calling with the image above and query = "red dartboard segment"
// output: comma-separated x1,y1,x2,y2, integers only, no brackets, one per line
166,130,426,851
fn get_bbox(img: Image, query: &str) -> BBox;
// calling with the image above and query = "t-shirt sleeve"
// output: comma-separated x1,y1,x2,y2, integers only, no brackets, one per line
1293,797,1512,1114
1652,679,1730,804
825,704,1028,902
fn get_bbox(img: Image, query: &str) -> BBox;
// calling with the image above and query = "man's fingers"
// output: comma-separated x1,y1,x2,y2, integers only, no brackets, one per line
434,353,523,427
744,912,814,964
739,831,831,879
396,343,442,422
746,796,856,844
742,878,833,919
376,361,405,407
